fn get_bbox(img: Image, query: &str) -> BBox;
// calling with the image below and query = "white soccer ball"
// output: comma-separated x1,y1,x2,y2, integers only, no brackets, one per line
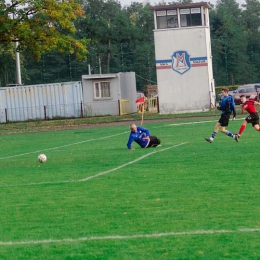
38,154,47,163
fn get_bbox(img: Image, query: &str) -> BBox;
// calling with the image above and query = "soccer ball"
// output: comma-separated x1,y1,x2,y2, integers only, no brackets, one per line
38,154,47,163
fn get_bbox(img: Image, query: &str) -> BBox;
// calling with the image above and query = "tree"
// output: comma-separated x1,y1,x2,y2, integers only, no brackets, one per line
167,0,192,4
242,0,260,82
0,44,16,86
125,3,156,90
77,0,131,74
210,0,254,85
0,0,89,60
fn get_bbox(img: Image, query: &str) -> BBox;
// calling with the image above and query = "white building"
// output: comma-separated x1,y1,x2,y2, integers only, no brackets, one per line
150,2,215,114
81,72,137,116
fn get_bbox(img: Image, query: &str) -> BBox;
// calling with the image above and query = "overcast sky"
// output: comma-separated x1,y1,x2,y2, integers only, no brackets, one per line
118,0,245,8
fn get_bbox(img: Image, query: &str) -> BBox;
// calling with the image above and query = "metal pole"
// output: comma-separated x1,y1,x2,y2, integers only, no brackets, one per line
11,0,22,86
99,56,102,74
14,40,22,85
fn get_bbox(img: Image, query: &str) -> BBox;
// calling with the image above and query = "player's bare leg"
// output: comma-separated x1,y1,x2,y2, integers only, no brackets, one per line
253,124,260,131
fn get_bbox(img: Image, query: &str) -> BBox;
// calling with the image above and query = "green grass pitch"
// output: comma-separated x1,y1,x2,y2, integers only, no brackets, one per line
0,117,260,259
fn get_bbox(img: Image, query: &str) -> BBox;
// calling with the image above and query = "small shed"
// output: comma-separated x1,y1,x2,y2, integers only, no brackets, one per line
82,72,137,116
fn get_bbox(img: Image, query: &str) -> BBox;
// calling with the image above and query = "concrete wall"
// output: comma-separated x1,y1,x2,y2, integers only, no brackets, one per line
118,72,137,113
154,27,214,114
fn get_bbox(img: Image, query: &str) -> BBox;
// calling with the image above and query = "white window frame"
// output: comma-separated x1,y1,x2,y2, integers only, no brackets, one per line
180,7,202,27
93,81,112,100
156,9,178,29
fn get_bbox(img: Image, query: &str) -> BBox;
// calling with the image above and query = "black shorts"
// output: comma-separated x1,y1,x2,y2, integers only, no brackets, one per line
245,113,259,126
147,136,161,147
218,114,231,127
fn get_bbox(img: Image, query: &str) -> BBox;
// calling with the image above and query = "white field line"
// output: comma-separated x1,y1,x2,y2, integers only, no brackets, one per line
0,118,243,161
79,142,187,182
168,118,244,126
0,132,128,161
0,228,260,246
1,142,188,187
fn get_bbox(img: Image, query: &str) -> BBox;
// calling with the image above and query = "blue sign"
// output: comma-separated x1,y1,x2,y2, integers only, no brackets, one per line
171,51,191,74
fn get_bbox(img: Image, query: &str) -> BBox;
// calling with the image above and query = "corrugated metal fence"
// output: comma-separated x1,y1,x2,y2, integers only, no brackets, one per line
0,82,83,123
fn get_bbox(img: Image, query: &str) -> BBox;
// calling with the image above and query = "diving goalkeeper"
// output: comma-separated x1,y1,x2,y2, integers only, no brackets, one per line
127,124,161,150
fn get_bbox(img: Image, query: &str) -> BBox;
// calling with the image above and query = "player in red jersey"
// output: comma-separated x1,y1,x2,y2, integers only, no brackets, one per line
236,95,260,141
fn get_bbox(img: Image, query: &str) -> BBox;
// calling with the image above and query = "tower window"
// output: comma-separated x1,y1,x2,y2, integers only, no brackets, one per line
156,9,178,29
180,8,202,27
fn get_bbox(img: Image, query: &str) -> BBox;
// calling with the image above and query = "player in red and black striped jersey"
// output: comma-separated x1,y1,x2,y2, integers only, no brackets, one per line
236,95,260,141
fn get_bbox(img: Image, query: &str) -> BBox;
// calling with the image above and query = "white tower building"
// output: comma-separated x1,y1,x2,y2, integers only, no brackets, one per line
150,2,215,114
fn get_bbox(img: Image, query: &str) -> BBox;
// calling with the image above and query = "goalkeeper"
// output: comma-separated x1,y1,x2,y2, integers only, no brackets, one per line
127,124,161,150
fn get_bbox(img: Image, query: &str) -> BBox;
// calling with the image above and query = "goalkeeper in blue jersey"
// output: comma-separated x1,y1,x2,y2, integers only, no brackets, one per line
205,87,237,143
127,124,161,150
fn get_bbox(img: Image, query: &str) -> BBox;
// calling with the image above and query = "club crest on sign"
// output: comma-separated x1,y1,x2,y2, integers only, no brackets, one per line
171,51,191,74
